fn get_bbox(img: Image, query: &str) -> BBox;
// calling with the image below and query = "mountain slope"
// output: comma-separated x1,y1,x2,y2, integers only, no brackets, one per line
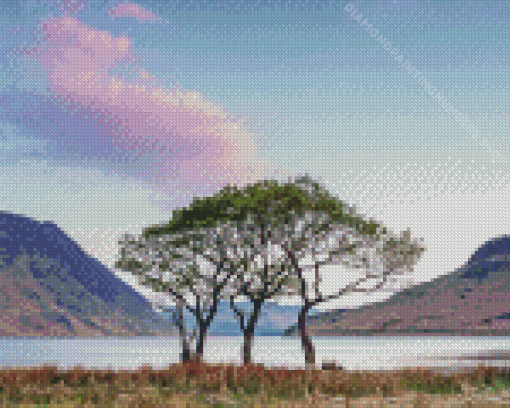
0,211,177,337
284,235,510,337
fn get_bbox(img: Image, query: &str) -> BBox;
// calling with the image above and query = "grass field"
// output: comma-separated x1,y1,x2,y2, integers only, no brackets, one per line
1,361,510,407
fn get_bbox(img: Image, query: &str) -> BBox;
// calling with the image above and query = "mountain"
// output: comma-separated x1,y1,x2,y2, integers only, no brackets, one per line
284,235,510,337
159,302,328,337
0,211,177,337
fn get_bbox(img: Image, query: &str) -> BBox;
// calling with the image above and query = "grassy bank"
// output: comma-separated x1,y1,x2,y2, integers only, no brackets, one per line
1,362,510,407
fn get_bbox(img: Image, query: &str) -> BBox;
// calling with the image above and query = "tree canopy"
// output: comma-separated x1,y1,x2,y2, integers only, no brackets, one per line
116,174,425,366
141,176,386,240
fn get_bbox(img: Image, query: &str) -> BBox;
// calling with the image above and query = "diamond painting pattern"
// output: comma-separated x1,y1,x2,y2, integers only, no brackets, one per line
0,0,510,406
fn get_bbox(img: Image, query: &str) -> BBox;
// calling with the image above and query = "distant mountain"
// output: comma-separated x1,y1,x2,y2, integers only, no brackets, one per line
0,211,177,337
284,235,510,337
159,302,329,337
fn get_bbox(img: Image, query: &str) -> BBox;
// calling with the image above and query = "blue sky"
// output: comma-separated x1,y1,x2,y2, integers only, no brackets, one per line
1,0,509,311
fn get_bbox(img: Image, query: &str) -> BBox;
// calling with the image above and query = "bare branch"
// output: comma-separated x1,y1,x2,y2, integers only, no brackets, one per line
230,294,246,329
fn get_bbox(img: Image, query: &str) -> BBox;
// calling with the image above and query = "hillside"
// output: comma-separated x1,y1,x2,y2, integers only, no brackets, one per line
284,235,510,337
0,211,177,337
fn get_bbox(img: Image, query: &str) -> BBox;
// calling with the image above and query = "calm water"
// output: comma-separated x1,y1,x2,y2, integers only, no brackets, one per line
1,336,510,373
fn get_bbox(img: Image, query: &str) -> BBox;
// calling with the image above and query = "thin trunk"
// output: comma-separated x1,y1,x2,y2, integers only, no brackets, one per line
194,324,207,363
299,301,316,369
191,259,231,363
243,330,255,365
241,222,266,366
289,251,317,370
242,300,263,365
175,304,194,363
181,342,193,363
194,299,222,363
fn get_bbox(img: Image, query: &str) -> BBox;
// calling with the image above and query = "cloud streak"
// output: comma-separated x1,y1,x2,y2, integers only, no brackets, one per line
22,15,289,210
107,2,163,23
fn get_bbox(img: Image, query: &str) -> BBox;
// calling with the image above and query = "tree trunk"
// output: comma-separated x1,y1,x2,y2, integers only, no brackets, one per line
176,304,195,364
181,342,193,363
194,298,222,363
242,300,263,365
194,325,207,363
298,302,316,369
243,330,254,365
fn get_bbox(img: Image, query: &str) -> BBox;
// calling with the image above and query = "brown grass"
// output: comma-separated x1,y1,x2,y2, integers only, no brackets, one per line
1,362,510,407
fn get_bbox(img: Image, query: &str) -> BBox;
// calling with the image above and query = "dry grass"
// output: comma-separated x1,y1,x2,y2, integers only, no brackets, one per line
1,362,510,407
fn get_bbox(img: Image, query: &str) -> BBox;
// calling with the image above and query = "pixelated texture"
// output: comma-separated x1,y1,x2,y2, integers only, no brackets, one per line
285,235,510,336
1,0,510,406
0,211,177,336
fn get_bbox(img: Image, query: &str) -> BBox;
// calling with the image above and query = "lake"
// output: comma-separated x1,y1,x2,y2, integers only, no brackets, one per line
2,336,510,373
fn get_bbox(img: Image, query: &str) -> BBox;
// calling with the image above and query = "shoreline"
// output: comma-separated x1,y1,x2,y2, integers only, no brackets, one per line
3,350,510,375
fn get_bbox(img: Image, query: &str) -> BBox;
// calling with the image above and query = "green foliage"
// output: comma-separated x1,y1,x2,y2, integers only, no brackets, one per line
472,371,510,392
141,176,384,239
113,174,426,367
115,173,426,308
400,375,463,395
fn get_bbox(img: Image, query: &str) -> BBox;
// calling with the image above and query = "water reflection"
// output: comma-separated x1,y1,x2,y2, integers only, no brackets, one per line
1,336,510,373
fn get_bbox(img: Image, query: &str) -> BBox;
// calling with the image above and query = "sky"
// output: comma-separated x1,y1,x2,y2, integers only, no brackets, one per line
1,0,509,312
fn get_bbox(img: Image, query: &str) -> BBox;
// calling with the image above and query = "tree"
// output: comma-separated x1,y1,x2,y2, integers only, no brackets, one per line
279,175,427,368
139,176,414,366
115,226,253,363
117,174,425,368
220,216,301,364
289,227,426,368
135,184,307,365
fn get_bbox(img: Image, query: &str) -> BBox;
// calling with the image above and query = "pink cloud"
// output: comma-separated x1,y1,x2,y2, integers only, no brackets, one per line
108,3,162,23
24,16,290,209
